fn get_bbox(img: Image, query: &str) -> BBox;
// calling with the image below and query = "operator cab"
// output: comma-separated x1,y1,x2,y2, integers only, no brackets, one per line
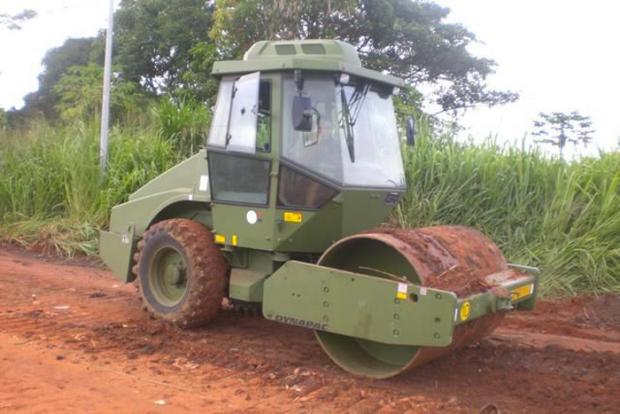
206,40,409,252
207,73,405,206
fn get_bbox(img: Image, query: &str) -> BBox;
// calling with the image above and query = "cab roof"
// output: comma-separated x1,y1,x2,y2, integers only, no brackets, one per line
211,39,405,87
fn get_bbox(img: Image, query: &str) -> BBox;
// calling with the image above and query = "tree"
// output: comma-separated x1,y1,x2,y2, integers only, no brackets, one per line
532,111,595,159
181,41,219,102
0,9,36,30
114,0,215,96
22,38,99,117
53,64,143,122
210,0,518,114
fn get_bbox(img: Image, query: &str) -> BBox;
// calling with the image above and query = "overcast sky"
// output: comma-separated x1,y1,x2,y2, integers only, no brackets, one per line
435,0,620,155
1,0,619,155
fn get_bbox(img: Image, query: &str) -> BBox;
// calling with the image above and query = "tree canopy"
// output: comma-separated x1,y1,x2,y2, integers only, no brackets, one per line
114,0,214,96
532,111,595,159
53,64,142,122
0,9,36,30
22,37,99,117
16,0,517,120
210,0,518,113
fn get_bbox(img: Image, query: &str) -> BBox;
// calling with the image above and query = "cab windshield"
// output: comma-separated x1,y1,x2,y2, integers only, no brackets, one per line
282,74,406,188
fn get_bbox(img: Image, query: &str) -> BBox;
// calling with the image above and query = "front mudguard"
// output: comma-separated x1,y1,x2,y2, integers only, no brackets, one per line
99,224,136,283
262,261,539,347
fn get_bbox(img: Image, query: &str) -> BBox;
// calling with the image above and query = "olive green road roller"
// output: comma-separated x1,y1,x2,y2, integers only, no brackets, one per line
100,39,539,379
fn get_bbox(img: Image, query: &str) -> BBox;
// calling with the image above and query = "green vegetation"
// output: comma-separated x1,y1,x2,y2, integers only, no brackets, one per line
1,117,618,296
0,102,208,255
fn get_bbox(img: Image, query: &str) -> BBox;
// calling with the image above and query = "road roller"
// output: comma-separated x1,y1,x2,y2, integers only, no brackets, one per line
100,39,539,378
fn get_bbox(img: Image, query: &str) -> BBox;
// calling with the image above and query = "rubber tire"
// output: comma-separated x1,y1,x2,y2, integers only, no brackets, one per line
133,219,229,328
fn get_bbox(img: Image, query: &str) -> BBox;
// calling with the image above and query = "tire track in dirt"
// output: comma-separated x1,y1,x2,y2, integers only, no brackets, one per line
0,248,619,413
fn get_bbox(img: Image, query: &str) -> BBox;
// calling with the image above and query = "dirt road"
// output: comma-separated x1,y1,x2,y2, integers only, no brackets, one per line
0,248,618,413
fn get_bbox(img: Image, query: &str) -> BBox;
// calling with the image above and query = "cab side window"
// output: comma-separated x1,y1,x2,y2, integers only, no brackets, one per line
210,152,271,205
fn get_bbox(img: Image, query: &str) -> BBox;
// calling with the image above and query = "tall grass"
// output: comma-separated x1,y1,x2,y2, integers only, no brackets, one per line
0,113,618,296
0,120,177,254
0,99,209,255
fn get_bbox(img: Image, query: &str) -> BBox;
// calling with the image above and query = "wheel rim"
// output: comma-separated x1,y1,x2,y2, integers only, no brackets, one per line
149,246,188,307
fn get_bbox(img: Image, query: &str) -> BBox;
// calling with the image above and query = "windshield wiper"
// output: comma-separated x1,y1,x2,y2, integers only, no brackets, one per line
339,83,370,163
347,83,370,126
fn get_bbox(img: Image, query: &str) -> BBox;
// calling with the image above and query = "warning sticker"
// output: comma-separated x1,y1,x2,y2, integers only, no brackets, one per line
284,211,303,223
459,301,471,321
396,283,408,300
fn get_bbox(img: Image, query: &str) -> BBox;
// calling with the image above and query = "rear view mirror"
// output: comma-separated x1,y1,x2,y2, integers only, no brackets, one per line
406,116,416,146
292,95,313,131
294,69,304,93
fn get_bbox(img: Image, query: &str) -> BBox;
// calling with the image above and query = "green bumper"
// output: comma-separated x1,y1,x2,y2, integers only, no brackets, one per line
262,261,538,347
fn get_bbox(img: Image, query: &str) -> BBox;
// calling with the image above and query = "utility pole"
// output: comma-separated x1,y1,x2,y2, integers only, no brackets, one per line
100,0,114,173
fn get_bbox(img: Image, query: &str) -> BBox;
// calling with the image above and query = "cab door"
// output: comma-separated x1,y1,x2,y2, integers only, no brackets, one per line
207,72,275,250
